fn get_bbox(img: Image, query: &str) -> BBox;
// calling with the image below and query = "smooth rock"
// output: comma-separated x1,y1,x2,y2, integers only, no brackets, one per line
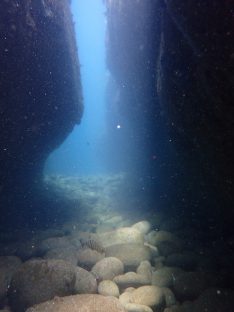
98,227,144,248
119,292,132,306
9,259,76,312
74,266,97,294
26,294,126,312
98,280,119,297
144,243,159,257
114,272,150,289
77,248,104,270
136,261,152,282
131,221,151,235
105,244,151,270
130,286,165,309
91,257,124,281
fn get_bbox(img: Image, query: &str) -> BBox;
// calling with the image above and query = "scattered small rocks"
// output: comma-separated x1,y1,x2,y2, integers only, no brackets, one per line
0,174,233,311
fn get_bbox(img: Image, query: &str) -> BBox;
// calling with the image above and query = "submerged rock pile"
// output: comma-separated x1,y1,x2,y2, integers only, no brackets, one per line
0,175,233,311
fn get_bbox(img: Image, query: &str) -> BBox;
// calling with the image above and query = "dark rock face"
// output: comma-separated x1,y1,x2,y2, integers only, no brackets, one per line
105,0,234,224
0,1,83,226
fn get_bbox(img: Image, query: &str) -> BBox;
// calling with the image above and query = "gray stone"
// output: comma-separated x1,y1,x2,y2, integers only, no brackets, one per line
131,221,151,235
9,259,76,312
77,248,104,270
98,227,144,248
98,280,119,297
114,272,150,289
105,244,151,270
91,257,124,281
130,286,165,309
74,266,97,294
26,294,126,312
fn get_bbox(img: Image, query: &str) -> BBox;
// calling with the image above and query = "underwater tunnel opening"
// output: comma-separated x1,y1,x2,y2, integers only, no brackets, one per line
44,0,108,176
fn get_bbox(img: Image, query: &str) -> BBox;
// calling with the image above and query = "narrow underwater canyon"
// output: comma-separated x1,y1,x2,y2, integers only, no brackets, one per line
0,1,234,311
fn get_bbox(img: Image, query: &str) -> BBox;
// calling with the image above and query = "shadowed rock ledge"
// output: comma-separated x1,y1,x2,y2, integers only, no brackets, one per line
0,0,83,227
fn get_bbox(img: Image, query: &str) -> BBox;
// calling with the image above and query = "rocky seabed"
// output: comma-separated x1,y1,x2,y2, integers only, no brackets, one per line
0,175,233,311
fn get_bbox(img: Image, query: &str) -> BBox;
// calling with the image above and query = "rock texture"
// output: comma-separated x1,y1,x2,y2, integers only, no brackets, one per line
91,257,124,281
0,0,83,227
8,259,76,312
26,294,126,312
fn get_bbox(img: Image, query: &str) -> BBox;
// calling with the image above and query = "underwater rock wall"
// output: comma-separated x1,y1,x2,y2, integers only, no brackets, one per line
105,0,234,222
0,0,83,223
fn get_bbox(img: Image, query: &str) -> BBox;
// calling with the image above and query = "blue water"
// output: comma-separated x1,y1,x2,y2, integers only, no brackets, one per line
45,0,108,175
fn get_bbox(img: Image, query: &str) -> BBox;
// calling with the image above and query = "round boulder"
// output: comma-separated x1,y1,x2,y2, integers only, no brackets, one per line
131,221,151,235
98,227,144,248
114,272,150,289
130,286,165,309
8,259,76,312
105,244,151,270
91,257,124,281
74,266,97,294
77,248,104,270
98,280,119,297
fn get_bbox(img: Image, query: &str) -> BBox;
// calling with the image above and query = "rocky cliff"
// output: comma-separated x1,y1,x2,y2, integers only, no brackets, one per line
0,0,83,226
105,0,234,225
